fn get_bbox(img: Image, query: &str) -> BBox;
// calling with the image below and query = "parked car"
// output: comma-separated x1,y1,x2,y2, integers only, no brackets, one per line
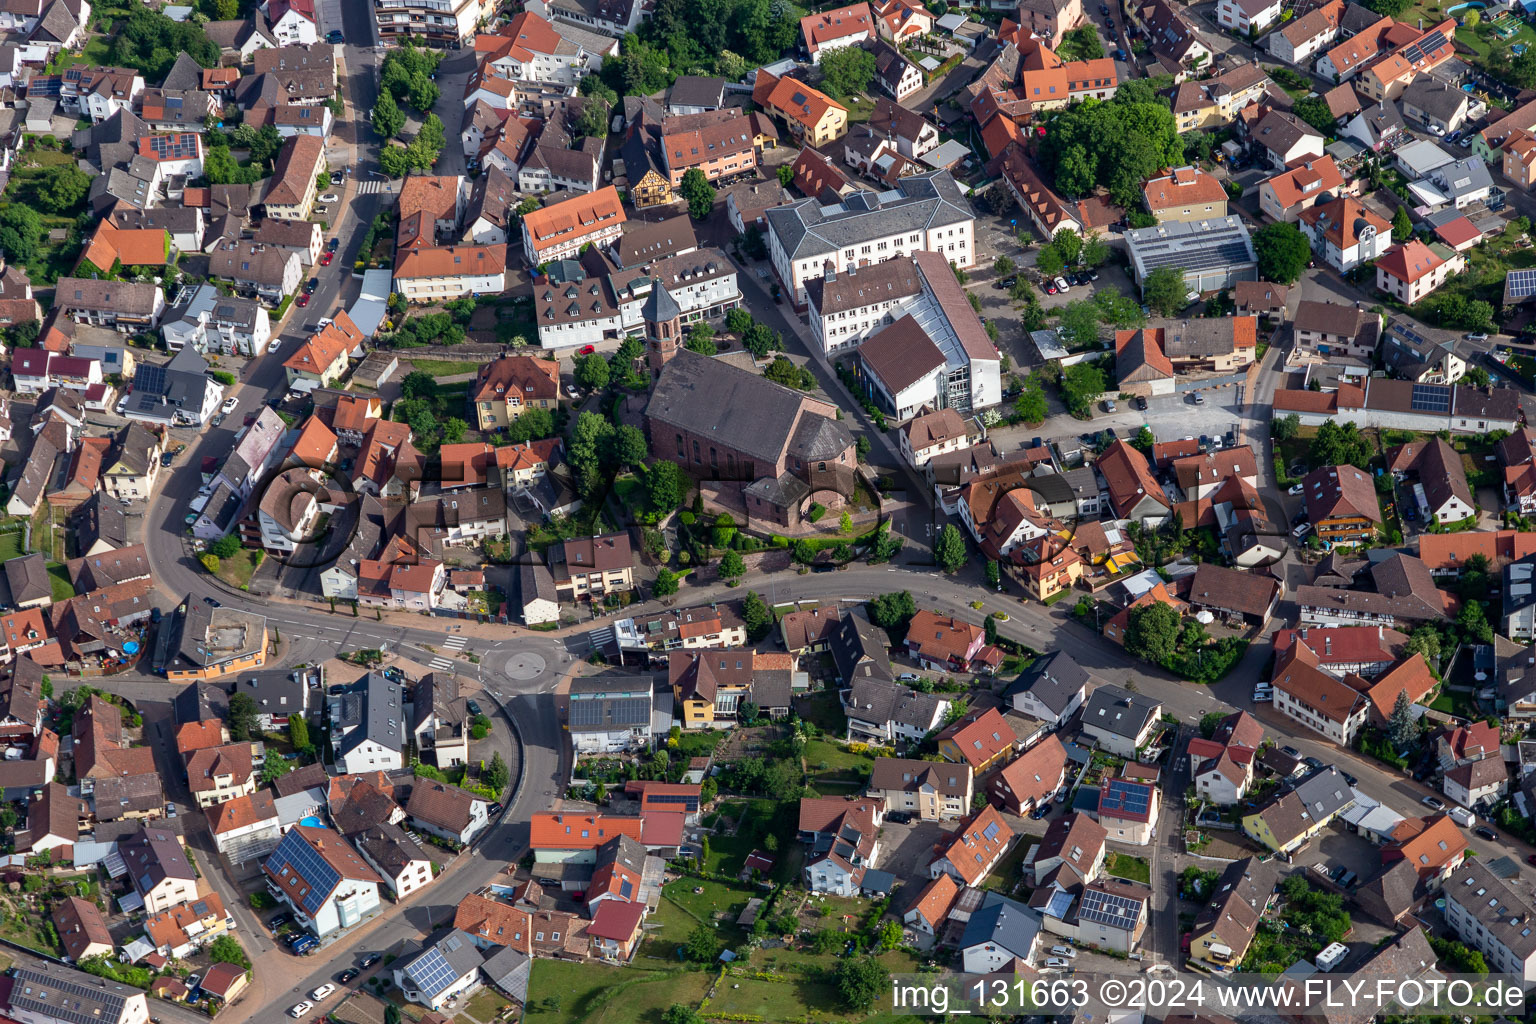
466,699,484,717
269,914,290,930
1288,483,1304,495
290,1003,313,1019
320,252,334,266
1030,803,1051,819
296,293,310,307
1053,276,1071,293
305,278,319,293
1281,746,1302,759
318,193,340,204
311,985,335,1001
1422,795,1445,810
1049,946,1077,959
359,954,381,968
1045,958,1070,969
996,275,1017,290
1292,521,1313,540
885,810,913,824
1134,395,1147,410
1043,279,1058,295
204,597,221,607
328,237,340,251
1302,756,1325,771
1475,826,1497,841
336,970,359,984
579,344,596,355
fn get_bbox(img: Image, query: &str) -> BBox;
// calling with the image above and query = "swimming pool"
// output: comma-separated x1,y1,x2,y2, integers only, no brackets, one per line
300,815,322,827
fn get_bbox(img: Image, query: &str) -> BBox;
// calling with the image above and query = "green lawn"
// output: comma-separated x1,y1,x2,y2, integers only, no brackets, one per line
796,689,847,735
461,987,510,1024
702,799,783,877
984,832,1039,894
637,894,699,960
402,358,485,377
658,877,757,935
521,961,710,1024
45,563,73,603
1430,688,1479,719
1106,852,1151,883
213,549,263,590
802,737,875,775
0,532,23,562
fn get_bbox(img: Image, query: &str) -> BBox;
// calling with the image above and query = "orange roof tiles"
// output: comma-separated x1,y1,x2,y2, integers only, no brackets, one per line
1143,166,1227,211
1262,155,1345,210
753,71,846,133
800,2,874,52
521,187,626,258
932,804,1014,885
290,415,338,468
528,813,642,850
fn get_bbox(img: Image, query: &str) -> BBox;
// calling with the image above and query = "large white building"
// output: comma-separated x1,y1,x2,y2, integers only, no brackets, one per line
764,170,975,310
477,11,607,89
377,0,496,45
1444,860,1536,984
534,246,741,349
852,249,1001,418
7,963,149,1024
161,284,272,357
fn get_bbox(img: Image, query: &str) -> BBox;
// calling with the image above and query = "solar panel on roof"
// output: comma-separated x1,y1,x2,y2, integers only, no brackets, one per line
1410,383,1451,412
1508,269,1536,300
1077,887,1143,929
406,947,460,998
137,364,166,396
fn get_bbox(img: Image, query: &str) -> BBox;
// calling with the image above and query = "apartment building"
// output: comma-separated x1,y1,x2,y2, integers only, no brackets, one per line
1443,860,1536,984
765,170,974,310
752,71,848,146
520,185,626,265
392,245,508,304
376,0,496,45
1292,300,1381,362
550,533,634,598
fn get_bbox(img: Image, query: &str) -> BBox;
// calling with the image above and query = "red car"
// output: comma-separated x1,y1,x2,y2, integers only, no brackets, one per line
320,252,334,266
296,293,310,306
579,344,596,355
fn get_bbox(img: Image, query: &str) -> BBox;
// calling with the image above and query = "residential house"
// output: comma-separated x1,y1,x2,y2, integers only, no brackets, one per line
1241,766,1354,854
143,893,230,959
519,186,626,265
355,822,434,900
407,780,490,845
262,134,324,220
868,757,973,820
799,796,882,894
1142,166,1229,223
1188,856,1277,968
53,895,112,962
987,734,1068,815
936,707,1017,774
1004,649,1092,726
1443,860,1536,983
1385,437,1473,525
1259,156,1349,222
1079,684,1161,756
263,824,382,939
120,824,198,913
930,804,1013,886
1304,464,1383,544
751,70,848,146
799,3,874,61
1300,196,1392,273
959,892,1041,973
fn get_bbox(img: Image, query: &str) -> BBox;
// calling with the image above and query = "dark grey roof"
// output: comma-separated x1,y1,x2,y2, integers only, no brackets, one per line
830,609,893,684
481,946,530,1002
128,346,213,421
398,929,487,998
788,413,854,462
743,471,809,510
1339,1,1381,33
763,170,973,263
172,680,229,725
333,671,404,759
1082,684,1160,739
121,823,196,894
1004,649,1092,716
959,891,1040,957
1402,77,1468,122
161,52,203,91
845,677,946,729
355,821,426,877
645,350,815,466
639,278,681,324
4,553,51,606
667,75,727,110
517,554,557,612
11,962,140,1024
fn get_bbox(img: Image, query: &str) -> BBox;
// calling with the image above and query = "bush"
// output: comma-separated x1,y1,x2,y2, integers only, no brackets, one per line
210,370,237,387
807,503,826,523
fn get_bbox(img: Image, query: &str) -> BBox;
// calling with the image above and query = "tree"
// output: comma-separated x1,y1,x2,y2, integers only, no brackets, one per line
1465,365,1491,388
1254,221,1313,284
576,93,611,139
1058,23,1104,60
1132,425,1155,453
107,9,220,81
1405,625,1442,667
819,44,877,98
994,255,1015,276
207,935,250,970
227,693,258,741
485,752,511,794
1055,299,1102,351
1014,379,1048,424
1272,413,1301,442
685,321,717,355
935,523,967,573
35,166,90,214
985,560,1001,588
209,534,241,559
742,322,777,359
401,370,438,401
679,167,717,219
836,957,886,1011
611,424,648,469
869,590,917,642
1060,361,1106,416
289,715,310,751
1459,599,1494,644
1392,204,1413,242
1142,265,1189,317
1309,419,1373,469
574,352,610,392
725,307,753,335
1292,95,1338,136
644,459,691,514
653,567,680,596
372,91,405,139
741,590,772,641
711,512,738,548
1388,690,1418,747
777,163,794,188
1124,601,1181,666
838,510,853,535
0,205,42,264
684,925,719,963
719,548,745,582
248,124,282,165
663,1007,703,1024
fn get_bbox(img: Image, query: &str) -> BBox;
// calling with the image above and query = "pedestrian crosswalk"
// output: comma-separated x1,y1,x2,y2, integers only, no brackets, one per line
427,634,467,671
355,179,390,195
